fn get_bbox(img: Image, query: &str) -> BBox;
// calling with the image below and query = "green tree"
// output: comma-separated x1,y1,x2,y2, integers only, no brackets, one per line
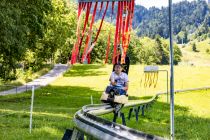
155,36,169,64
173,44,182,65
127,33,143,64
39,0,77,64
0,0,52,80
177,31,188,44
192,43,197,52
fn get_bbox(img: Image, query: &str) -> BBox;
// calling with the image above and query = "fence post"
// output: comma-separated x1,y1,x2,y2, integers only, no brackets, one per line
29,86,35,133
91,95,93,105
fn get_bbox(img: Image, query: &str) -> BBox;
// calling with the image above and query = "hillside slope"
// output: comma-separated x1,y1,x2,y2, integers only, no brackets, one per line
179,39,210,66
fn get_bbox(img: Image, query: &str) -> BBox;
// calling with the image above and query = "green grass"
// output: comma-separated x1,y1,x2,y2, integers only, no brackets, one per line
126,91,210,139
184,39,210,53
0,64,53,92
180,39,210,66
0,64,210,139
0,85,102,139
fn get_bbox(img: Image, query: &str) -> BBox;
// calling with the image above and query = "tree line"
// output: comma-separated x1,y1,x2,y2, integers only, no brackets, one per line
91,22,182,65
133,0,209,42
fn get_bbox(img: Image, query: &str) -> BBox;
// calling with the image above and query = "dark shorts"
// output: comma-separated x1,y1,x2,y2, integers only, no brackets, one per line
105,86,126,95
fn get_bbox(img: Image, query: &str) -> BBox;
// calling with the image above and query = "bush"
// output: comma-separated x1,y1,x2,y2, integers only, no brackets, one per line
23,67,33,82
192,43,198,52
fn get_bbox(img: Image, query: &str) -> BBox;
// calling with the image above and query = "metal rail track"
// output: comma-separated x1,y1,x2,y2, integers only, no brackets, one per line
71,93,165,140
69,88,210,140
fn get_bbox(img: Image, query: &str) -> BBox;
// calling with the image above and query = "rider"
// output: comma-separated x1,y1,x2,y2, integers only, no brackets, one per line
109,63,129,96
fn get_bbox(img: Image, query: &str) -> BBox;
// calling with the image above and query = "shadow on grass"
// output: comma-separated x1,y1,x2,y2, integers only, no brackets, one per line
64,64,108,77
0,85,104,139
129,95,153,100
0,96,31,103
0,85,103,109
120,100,210,139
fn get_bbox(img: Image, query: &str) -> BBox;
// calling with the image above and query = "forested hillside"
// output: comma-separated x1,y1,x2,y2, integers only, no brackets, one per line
133,0,209,41
98,0,209,41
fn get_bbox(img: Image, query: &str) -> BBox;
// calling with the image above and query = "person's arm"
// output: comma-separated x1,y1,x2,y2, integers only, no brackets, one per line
123,82,128,91
123,73,129,91
110,73,116,86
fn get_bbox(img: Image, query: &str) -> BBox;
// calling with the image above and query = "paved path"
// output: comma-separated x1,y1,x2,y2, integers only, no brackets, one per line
0,64,69,96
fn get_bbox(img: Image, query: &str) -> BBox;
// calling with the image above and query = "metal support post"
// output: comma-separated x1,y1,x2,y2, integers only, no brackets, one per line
169,0,175,139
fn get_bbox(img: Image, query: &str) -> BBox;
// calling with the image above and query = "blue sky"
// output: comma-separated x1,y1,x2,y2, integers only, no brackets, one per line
136,0,208,8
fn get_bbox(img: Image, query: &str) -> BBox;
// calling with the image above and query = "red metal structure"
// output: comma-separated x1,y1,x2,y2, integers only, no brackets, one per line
71,0,175,139
71,0,135,64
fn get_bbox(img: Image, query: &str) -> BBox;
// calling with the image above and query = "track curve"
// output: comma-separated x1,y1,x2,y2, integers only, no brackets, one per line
72,93,166,140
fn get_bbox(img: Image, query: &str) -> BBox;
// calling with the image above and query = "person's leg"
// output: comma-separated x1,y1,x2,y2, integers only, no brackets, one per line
105,86,113,93
118,88,126,95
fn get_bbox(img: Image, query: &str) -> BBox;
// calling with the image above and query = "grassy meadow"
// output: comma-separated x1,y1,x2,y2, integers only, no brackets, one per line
180,39,210,66
0,64,210,139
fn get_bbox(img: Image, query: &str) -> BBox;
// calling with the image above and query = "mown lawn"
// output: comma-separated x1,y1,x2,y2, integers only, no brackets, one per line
0,64,210,139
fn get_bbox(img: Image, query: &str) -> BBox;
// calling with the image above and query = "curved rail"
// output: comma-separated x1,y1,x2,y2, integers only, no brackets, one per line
73,87,210,139
71,92,166,140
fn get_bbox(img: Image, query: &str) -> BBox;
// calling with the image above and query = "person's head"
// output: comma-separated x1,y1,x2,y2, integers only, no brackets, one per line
117,44,122,54
114,63,123,74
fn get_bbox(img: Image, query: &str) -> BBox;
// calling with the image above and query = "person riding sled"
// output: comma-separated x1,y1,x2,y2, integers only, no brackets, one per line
109,63,129,96
100,63,129,106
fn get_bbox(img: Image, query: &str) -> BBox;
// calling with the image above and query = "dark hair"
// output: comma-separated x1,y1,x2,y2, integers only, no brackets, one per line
114,63,122,67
